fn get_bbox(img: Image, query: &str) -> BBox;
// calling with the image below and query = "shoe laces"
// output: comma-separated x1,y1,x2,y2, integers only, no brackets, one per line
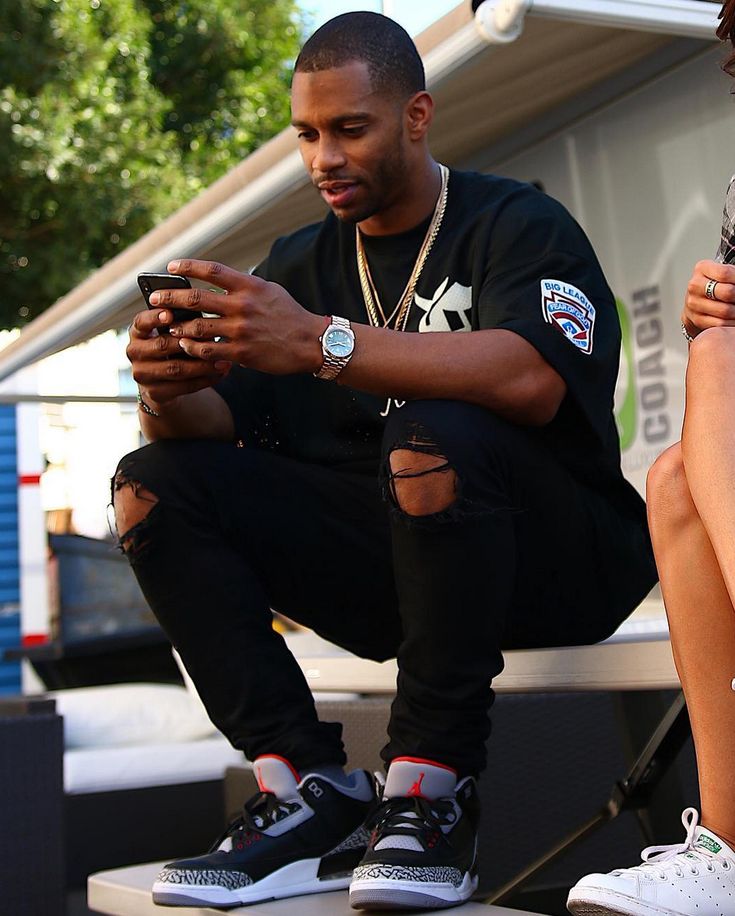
367,794,457,850
210,790,302,851
623,809,731,881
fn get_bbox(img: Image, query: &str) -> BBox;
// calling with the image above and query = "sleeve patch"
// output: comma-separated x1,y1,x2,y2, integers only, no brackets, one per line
540,279,595,354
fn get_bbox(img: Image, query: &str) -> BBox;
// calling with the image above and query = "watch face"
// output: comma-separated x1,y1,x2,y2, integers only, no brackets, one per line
325,327,354,358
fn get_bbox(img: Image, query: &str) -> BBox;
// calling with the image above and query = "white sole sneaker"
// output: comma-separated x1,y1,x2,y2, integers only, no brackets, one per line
153,857,352,907
567,885,683,916
349,869,478,910
566,808,735,916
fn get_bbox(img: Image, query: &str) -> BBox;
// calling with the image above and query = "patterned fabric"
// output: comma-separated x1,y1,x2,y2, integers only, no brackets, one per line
325,824,371,856
352,863,465,887
716,175,735,264
156,868,253,890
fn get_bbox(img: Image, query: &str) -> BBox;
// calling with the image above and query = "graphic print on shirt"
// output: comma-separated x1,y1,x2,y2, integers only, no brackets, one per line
380,278,472,417
414,278,472,333
540,279,595,354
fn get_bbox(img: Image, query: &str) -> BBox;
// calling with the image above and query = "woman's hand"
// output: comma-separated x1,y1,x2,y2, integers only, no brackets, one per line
683,260,735,338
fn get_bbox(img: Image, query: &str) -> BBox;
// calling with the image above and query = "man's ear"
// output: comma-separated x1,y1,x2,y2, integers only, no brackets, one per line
404,91,434,140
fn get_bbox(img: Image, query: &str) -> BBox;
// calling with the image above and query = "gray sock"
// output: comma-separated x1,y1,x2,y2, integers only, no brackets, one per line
309,763,351,787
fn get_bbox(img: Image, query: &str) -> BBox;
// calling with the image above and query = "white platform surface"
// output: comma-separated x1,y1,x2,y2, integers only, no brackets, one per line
293,599,678,695
88,862,546,915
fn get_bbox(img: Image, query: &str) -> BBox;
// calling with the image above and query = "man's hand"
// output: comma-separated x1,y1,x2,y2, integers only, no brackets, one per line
135,259,563,428
127,303,231,409
155,259,325,375
683,260,735,338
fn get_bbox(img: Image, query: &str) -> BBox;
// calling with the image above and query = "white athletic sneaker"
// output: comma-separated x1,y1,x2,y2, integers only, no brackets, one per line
567,808,735,916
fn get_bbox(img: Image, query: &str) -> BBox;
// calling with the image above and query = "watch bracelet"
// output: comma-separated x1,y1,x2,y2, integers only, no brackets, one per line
316,352,344,381
314,315,353,381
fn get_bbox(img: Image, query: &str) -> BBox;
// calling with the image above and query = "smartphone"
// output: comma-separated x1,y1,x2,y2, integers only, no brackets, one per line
137,272,203,329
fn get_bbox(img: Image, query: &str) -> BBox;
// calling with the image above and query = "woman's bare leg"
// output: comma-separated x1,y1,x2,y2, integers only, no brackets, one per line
648,327,735,847
682,328,735,602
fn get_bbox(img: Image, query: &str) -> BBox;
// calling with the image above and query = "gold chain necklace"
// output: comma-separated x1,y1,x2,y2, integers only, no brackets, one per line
356,163,449,332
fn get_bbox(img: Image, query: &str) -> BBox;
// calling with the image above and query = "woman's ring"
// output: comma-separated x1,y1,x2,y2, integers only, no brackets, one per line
705,279,719,300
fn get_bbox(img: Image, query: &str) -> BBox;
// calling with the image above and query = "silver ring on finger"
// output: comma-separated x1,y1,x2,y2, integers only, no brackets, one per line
705,278,719,300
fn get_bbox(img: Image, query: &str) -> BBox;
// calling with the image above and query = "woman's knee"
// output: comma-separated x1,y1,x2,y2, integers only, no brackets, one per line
686,326,735,391
687,325,735,366
646,443,694,530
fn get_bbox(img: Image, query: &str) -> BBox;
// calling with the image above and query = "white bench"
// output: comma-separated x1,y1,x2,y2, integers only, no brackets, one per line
295,598,678,695
299,636,678,695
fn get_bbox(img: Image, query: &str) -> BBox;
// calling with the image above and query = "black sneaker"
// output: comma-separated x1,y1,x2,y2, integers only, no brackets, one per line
349,757,480,911
152,755,375,908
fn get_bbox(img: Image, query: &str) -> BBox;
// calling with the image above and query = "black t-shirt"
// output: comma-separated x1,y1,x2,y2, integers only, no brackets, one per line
215,169,632,500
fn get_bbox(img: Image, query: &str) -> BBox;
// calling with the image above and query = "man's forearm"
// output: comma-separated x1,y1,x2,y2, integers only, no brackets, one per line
138,387,235,443
331,326,567,426
162,265,564,426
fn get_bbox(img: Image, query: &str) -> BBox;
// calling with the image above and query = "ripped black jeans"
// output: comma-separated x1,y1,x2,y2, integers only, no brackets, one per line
113,400,655,776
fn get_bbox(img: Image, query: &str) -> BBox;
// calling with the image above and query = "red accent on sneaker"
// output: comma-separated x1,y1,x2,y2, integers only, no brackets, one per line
253,754,301,793
407,773,426,798
391,756,457,775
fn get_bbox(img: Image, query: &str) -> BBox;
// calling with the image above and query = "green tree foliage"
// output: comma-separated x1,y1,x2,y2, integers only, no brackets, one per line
143,0,299,187
0,0,302,328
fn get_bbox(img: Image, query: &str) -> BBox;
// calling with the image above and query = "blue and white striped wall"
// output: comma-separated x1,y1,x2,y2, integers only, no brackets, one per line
0,405,21,694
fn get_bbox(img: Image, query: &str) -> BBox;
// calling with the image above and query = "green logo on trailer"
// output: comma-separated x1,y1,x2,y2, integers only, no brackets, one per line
615,297,637,452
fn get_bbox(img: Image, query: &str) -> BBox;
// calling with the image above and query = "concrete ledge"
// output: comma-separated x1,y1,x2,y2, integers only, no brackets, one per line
87,862,545,915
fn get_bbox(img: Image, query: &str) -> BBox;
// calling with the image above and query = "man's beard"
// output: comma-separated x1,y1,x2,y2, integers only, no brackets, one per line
331,144,409,225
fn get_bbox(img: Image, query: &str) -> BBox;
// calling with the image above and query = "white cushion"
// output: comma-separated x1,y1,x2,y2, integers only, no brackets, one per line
49,683,218,749
64,735,248,794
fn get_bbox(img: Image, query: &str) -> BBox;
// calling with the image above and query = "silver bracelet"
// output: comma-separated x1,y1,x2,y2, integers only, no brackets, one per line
136,391,160,418
681,322,694,344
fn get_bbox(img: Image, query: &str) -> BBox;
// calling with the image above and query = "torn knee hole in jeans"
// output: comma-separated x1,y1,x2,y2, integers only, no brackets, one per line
384,427,461,520
111,472,160,559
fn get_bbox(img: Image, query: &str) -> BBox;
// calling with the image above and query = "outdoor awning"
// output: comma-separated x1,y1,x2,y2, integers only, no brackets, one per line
0,0,720,382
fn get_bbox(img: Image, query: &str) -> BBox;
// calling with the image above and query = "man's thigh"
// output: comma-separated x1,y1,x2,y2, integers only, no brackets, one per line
499,445,654,650
117,439,402,661
382,399,654,650
241,453,402,661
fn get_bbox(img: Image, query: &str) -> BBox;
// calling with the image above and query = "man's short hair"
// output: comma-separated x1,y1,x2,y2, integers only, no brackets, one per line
294,12,426,101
